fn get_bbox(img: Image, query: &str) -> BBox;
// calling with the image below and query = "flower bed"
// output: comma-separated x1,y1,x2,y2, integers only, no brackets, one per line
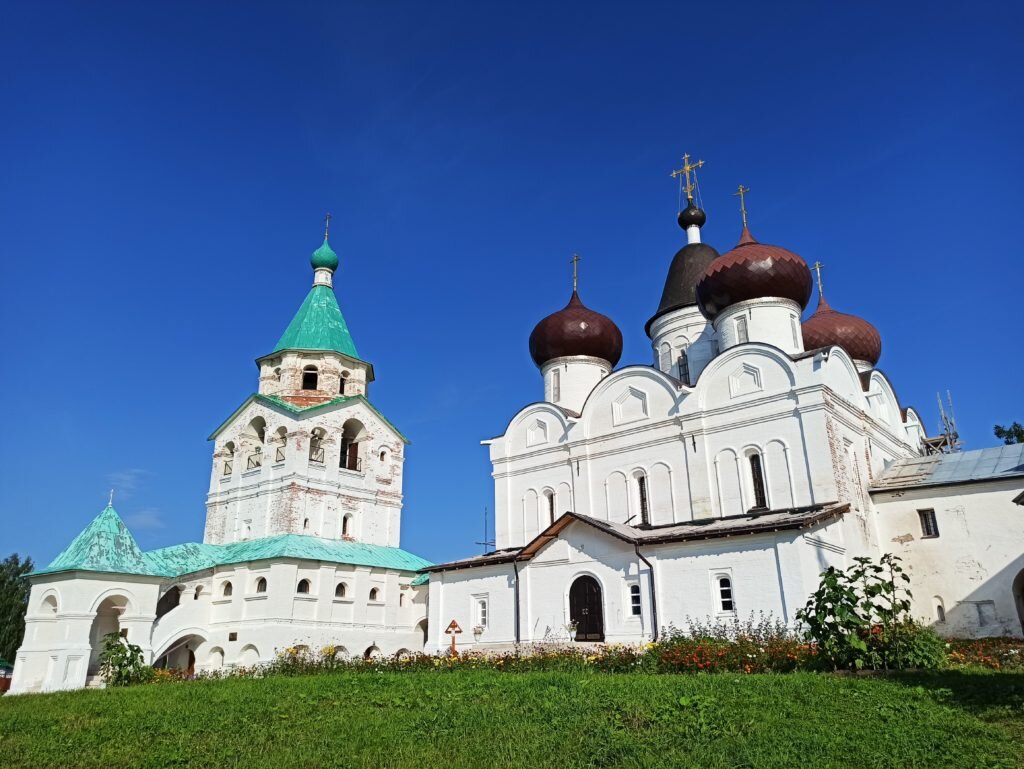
946,637,1024,670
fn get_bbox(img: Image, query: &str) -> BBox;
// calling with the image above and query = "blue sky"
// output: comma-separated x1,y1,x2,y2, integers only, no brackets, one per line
1,1,1021,566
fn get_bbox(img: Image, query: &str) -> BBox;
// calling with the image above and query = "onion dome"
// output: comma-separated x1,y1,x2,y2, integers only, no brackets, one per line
529,291,623,368
645,202,720,336
802,296,882,366
695,226,813,321
311,238,339,271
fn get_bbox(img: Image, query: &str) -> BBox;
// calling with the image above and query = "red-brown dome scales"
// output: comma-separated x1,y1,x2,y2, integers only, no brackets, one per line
529,291,623,368
802,295,882,367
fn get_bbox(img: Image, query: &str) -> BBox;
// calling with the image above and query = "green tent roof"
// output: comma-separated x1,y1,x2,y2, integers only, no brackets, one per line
273,284,360,359
36,508,431,579
42,505,152,576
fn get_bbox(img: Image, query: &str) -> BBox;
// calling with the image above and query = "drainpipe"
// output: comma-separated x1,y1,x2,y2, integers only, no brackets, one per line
512,559,521,645
634,544,658,642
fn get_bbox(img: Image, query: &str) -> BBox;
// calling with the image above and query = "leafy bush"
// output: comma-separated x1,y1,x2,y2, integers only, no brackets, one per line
98,633,153,687
795,554,943,671
947,637,1024,670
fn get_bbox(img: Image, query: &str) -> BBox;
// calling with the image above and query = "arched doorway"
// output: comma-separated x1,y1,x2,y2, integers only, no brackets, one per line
1013,569,1024,635
88,595,130,674
569,576,604,642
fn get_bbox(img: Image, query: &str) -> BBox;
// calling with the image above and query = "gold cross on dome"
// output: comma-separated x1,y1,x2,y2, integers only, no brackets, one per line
324,213,332,239
812,261,826,301
570,253,581,292
670,153,705,201
733,184,750,226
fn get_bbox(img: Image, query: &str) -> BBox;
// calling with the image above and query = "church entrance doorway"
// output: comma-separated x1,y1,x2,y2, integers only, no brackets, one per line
569,576,604,642
1013,569,1024,636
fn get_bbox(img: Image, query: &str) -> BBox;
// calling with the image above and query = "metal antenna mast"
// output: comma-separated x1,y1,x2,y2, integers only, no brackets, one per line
475,506,495,554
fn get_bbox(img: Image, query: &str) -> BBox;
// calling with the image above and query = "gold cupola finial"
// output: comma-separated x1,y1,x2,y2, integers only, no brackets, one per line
323,212,332,240
812,261,826,302
670,153,705,202
570,253,581,292
733,184,750,227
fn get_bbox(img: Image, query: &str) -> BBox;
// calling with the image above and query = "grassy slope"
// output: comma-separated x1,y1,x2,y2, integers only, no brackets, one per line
1,670,1022,769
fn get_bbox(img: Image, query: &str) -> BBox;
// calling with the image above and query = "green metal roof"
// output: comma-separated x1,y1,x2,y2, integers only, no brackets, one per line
37,508,432,580
410,572,429,587
40,505,152,577
208,392,409,443
273,284,360,359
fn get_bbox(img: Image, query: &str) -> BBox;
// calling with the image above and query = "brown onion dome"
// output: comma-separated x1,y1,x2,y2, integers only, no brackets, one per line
529,291,623,368
802,297,882,366
695,226,814,321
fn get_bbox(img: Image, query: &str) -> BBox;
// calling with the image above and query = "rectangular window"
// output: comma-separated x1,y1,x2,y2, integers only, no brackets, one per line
749,454,768,509
791,316,800,348
637,475,649,525
918,509,939,538
718,577,735,612
630,585,642,616
476,598,488,628
677,350,690,385
736,316,749,344
552,369,560,402
975,601,996,627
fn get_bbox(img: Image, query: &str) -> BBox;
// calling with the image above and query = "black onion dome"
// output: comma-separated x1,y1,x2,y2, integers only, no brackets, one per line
695,226,813,321
677,201,707,229
802,297,882,366
529,291,623,368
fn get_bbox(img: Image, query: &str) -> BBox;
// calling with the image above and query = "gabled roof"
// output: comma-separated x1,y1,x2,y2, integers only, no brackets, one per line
273,284,361,360
208,392,409,443
871,444,1024,493
36,505,152,577
424,503,849,574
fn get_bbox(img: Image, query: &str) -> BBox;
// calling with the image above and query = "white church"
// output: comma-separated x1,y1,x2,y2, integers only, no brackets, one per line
10,171,1024,693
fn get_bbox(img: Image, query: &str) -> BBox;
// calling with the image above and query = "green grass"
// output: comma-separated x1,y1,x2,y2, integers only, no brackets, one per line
1,670,1022,769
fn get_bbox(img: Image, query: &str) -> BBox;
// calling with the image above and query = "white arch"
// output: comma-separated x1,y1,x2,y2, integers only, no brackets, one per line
89,588,137,615
36,588,61,616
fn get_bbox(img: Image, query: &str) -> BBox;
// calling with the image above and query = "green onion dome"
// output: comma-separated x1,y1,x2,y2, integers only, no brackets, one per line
311,238,339,271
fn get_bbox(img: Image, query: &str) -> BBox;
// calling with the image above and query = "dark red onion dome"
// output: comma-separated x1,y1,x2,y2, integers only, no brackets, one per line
645,202,720,336
802,296,882,366
529,291,623,368
695,226,814,321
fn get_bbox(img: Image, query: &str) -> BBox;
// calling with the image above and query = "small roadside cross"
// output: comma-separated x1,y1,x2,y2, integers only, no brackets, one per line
444,619,463,657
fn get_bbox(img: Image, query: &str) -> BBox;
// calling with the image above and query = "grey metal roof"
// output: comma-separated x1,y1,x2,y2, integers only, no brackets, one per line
871,444,1024,492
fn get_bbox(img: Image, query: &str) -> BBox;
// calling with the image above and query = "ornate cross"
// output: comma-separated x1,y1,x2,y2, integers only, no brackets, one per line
812,261,826,301
324,213,332,239
733,184,750,226
670,153,705,201
570,253,581,292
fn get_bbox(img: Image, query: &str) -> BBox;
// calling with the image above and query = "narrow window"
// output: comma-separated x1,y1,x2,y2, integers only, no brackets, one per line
301,365,318,391
274,367,282,382
790,316,800,348
736,316,749,344
677,350,690,385
630,585,641,616
369,587,380,602
296,579,311,594
303,518,310,531
223,442,235,476
399,593,405,607
222,581,233,597
339,371,350,395
335,583,347,599
545,490,555,525
477,598,488,627
552,368,561,402
637,475,649,525
194,585,203,601
749,454,768,509
309,431,325,464
255,577,267,593
935,602,946,623
918,509,939,538
718,577,735,612
342,514,352,538
659,343,672,373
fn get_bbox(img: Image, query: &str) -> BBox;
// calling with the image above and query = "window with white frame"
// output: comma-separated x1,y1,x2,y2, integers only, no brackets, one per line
736,316,749,344
629,584,641,616
715,574,735,613
475,596,488,628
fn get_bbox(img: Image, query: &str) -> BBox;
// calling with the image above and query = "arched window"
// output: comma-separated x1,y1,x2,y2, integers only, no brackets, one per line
658,343,672,373
736,316,749,344
255,577,267,593
340,370,350,395
399,593,405,607
302,365,319,391
369,587,380,602
677,348,690,385
193,585,203,601
296,579,311,594
476,597,488,627
40,594,58,615
222,581,233,597
630,585,641,616
273,427,287,463
223,442,236,476
303,518,310,531
340,419,366,472
748,453,768,509
341,514,353,538
274,367,282,382
934,596,946,623
716,576,735,612
309,428,326,464
543,489,555,525
335,582,347,599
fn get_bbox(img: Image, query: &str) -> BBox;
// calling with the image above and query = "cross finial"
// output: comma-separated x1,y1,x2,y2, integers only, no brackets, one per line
108,489,115,507
812,261,826,302
670,153,705,202
733,184,750,226
324,213,332,239
570,253,581,292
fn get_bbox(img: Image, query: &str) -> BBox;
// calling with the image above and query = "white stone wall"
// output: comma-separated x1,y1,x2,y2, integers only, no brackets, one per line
873,479,1024,638
540,356,610,414
714,298,805,355
648,305,717,385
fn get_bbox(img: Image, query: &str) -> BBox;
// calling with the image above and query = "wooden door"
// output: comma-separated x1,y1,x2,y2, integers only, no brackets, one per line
569,576,604,642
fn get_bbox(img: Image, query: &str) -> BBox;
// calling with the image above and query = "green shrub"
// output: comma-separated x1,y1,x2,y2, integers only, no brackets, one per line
98,633,153,687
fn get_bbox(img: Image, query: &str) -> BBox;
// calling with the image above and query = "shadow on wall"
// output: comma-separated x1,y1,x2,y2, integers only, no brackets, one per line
925,553,1024,639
